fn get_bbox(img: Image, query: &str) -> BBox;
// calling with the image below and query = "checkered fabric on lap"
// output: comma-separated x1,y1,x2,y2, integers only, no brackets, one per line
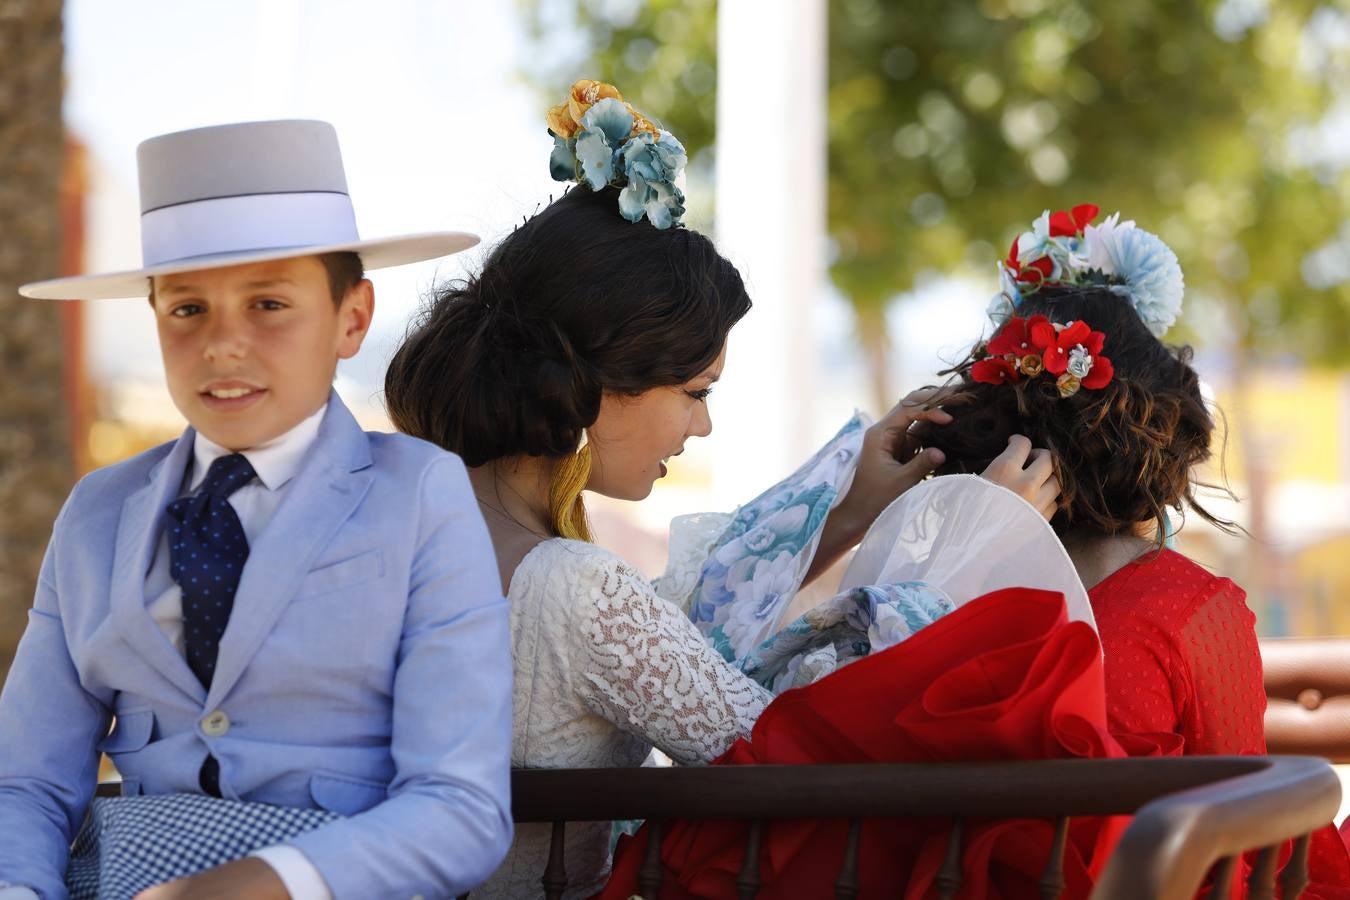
65,793,340,900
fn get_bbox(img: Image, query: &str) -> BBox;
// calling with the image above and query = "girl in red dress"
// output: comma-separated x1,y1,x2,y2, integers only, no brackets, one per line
602,208,1350,898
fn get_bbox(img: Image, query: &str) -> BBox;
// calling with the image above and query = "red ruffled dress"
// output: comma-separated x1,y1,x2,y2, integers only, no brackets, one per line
601,550,1350,898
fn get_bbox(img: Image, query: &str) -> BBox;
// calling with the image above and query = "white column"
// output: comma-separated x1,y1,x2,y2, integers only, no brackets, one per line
711,0,827,507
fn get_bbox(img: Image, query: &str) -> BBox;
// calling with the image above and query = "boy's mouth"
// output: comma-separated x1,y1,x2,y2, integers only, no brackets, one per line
200,381,267,411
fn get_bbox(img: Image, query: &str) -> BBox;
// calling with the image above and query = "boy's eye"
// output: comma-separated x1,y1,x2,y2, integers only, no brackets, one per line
169,303,204,318
685,387,713,402
254,298,287,311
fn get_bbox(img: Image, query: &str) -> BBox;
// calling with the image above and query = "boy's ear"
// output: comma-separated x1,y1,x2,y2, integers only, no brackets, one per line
336,278,375,360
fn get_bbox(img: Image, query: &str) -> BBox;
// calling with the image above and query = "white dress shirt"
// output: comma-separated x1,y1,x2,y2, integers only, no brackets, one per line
0,405,334,900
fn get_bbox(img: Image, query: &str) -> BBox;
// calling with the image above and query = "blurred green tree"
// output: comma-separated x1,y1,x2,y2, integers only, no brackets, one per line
519,0,1349,409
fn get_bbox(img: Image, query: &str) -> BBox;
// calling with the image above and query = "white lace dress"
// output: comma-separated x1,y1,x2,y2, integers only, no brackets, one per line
473,416,1090,898
474,536,773,899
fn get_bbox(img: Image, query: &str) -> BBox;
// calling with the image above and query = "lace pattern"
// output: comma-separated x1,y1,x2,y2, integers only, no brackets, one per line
573,551,772,767
477,538,771,899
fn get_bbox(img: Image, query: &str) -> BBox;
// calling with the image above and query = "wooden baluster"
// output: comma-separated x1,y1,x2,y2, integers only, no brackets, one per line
1278,833,1312,900
834,818,862,900
1247,844,1279,900
1210,856,1236,898
1038,816,1070,900
638,820,666,899
936,819,965,900
542,821,567,900
737,819,764,900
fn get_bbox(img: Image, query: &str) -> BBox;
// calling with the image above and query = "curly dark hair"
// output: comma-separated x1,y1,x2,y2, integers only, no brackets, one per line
911,286,1234,542
383,185,752,466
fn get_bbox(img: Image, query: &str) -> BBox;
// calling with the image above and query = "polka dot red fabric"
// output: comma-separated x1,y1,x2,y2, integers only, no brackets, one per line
1089,548,1266,756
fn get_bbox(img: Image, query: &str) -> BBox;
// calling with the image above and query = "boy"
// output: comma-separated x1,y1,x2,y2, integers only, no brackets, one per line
1,120,513,899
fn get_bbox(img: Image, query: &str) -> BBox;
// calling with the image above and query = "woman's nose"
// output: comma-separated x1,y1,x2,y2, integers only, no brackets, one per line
689,400,713,438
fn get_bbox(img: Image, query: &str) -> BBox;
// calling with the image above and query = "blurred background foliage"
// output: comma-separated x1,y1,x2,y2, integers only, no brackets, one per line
520,0,1350,408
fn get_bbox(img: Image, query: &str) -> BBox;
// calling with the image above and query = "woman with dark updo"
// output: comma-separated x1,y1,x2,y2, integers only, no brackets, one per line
383,82,1058,897
916,282,1263,757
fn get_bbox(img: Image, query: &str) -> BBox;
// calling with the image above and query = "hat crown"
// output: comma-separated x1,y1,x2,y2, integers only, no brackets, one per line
136,119,349,213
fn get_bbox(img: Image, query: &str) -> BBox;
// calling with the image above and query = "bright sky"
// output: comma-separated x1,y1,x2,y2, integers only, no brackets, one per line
63,0,994,427
65,0,567,417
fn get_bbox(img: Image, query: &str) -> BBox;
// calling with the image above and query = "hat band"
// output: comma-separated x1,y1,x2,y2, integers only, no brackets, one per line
140,192,360,267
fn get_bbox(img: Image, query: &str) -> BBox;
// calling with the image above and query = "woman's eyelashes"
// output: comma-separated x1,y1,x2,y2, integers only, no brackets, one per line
685,387,713,402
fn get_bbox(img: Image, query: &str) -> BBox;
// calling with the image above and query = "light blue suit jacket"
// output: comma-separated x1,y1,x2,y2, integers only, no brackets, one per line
0,393,513,899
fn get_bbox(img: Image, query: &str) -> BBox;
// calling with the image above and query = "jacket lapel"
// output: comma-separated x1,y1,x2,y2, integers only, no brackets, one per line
206,393,373,707
110,428,206,704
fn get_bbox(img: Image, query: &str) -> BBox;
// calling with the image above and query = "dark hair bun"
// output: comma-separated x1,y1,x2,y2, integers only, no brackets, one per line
912,287,1231,538
385,186,751,465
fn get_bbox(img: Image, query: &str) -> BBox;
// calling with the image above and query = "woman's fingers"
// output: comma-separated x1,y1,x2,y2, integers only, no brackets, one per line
876,390,954,464
981,436,1061,521
895,446,946,492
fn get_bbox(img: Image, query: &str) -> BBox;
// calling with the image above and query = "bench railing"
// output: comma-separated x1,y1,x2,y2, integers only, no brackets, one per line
93,755,1341,899
508,756,1341,900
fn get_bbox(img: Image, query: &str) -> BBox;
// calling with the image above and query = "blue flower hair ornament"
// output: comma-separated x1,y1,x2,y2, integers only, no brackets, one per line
547,80,688,229
988,203,1185,338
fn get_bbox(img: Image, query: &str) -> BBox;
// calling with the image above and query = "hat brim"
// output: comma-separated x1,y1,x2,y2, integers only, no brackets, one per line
19,231,480,300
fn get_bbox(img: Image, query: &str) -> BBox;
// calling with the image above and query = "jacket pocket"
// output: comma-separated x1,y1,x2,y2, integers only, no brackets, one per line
308,772,387,816
296,550,385,599
96,709,154,754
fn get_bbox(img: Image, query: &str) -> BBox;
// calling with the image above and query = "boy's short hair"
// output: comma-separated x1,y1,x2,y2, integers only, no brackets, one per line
148,251,365,307
316,252,366,306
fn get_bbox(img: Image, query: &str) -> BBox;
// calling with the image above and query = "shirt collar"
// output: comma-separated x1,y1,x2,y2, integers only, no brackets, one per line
189,402,328,493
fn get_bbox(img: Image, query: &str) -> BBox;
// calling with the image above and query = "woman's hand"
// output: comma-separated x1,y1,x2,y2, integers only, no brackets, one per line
805,388,953,584
134,857,291,900
980,434,1060,520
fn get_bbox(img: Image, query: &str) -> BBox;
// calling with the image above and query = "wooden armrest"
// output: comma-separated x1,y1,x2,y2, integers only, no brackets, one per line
1093,755,1341,899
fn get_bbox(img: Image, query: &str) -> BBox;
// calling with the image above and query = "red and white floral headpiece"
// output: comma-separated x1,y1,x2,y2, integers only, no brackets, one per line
973,314,1114,399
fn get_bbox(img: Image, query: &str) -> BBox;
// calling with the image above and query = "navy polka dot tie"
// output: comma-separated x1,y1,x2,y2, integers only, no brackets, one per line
166,452,256,688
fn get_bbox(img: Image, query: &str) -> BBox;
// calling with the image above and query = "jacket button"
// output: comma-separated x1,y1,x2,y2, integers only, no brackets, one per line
201,710,231,736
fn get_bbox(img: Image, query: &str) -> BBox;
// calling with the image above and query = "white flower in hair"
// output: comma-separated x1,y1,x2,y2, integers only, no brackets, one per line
1066,345,1094,379
1014,211,1074,281
1085,214,1184,337
987,263,1022,328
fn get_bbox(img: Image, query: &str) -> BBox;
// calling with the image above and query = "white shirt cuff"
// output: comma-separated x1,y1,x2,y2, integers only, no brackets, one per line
249,844,333,900
0,888,39,899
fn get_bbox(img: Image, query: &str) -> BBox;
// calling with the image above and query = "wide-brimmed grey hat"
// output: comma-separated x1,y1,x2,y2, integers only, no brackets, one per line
20,119,479,300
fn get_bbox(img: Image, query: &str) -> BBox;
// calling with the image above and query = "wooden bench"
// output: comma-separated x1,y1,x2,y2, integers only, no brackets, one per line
1263,637,1350,762
89,638,1350,897
509,756,1338,900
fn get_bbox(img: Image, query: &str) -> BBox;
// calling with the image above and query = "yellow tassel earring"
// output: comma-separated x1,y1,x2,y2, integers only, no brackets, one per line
549,428,593,542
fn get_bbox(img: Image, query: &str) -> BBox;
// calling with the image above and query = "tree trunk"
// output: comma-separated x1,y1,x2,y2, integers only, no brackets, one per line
0,1,71,680
853,302,892,416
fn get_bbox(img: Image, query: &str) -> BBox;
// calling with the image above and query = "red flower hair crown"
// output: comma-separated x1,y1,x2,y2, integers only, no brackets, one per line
972,314,1114,398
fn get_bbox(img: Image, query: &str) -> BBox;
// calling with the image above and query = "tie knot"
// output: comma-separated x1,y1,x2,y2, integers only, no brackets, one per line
201,453,256,498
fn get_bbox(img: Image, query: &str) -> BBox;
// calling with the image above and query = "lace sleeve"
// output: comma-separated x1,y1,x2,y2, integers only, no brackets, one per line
569,554,773,766
1175,579,1266,755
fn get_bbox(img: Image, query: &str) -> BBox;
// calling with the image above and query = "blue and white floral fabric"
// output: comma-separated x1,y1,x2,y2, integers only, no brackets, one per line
663,415,953,694
734,582,952,694
661,417,1092,696
684,415,863,658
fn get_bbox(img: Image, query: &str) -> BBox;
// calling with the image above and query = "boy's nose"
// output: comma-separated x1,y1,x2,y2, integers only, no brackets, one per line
202,317,250,364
